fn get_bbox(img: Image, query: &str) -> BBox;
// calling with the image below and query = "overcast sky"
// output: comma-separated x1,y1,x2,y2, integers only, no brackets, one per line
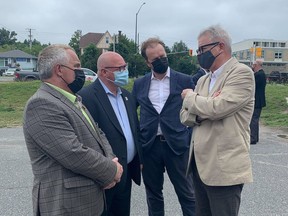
1,0,288,51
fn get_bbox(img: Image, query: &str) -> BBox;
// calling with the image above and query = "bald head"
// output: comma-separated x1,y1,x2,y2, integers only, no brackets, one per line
253,59,263,67
252,59,263,72
97,51,125,72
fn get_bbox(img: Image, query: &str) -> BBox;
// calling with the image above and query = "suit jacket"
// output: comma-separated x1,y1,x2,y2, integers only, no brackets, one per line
192,68,206,85
254,69,266,108
78,79,142,187
23,83,117,216
180,58,254,186
132,69,194,155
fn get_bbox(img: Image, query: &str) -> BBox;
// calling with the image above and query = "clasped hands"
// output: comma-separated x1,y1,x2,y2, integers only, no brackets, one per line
104,157,123,189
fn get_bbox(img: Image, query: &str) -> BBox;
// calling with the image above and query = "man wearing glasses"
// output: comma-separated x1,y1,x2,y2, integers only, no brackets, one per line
180,25,254,216
23,45,123,216
79,51,143,216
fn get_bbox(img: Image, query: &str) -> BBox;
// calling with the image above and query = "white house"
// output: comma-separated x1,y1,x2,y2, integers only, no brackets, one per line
0,50,37,70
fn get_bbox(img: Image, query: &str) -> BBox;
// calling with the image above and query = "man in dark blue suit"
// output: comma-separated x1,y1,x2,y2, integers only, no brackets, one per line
132,38,196,216
78,51,143,216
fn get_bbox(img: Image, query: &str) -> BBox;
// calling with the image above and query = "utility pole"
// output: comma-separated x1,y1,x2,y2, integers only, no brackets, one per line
26,28,35,50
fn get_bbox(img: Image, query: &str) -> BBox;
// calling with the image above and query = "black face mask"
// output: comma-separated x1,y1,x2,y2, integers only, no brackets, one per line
151,57,169,74
67,69,85,94
197,50,217,70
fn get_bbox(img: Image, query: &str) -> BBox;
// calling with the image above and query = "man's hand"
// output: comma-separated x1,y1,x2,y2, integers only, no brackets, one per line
103,157,123,190
112,157,123,183
181,89,194,99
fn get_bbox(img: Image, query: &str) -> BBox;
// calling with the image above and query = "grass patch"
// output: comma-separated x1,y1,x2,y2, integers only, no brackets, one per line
0,80,287,129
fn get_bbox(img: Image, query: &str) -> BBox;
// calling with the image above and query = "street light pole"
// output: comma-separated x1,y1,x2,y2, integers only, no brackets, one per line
135,2,146,54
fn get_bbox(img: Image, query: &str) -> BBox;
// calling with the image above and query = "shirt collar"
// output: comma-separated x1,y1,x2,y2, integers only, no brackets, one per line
99,79,122,95
45,82,76,104
210,57,232,79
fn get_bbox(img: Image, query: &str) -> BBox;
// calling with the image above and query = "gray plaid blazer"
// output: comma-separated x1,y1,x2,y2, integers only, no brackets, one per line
23,83,117,216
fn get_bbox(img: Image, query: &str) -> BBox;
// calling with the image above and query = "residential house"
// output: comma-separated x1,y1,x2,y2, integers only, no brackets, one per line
232,39,288,73
79,31,113,55
0,50,37,70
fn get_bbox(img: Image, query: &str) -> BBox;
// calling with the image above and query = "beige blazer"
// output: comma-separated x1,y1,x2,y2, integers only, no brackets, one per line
180,57,254,186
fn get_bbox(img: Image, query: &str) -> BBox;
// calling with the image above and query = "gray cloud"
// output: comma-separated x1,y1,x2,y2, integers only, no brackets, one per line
1,0,287,51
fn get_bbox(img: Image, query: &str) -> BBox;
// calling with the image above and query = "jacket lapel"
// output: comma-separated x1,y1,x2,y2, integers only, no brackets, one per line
94,80,124,135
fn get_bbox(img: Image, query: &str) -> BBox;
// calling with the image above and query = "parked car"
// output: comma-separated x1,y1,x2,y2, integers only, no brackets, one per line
3,68,16,76
267,71,288,84
82,68,98,82
14,70,40,81
0,66,9,76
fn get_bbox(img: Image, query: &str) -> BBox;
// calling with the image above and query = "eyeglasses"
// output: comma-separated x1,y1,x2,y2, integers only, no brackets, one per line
196,42,220,55
60,65,75,71
104,64,128,72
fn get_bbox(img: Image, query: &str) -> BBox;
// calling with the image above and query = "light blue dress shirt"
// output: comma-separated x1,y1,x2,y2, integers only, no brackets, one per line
99,80,136,163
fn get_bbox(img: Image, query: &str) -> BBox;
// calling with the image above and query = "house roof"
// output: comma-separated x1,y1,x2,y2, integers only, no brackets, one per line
79,33,105,48
0,50,37,59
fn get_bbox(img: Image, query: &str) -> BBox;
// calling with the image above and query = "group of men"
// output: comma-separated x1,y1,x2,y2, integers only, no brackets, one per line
24,25,265,216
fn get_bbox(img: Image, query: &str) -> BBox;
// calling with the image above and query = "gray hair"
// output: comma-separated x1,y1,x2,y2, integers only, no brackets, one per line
198,25,232,54
37,44,73,80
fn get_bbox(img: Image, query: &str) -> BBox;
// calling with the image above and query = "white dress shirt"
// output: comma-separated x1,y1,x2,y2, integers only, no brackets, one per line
148,68,170,135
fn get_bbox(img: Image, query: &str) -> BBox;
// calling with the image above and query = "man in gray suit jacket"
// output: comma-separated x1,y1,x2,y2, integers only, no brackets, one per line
23,44,123,216
180,25,254,216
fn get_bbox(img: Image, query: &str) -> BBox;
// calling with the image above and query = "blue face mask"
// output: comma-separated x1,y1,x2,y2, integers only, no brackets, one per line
113,69,129,86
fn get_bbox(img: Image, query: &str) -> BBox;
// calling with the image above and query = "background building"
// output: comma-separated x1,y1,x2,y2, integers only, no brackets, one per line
232,39,288,73
79,31,113,55
0,50,37,70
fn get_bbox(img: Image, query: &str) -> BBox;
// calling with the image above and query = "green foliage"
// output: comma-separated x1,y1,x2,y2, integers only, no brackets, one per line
0,28,17,45
167,41,197,75
0,81,287,129
261,84,288,128
108,33,149,77
69,30,82,57
80,44,101,72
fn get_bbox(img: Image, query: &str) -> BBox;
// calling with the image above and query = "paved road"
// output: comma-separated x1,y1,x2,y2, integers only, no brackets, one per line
0,126,288,216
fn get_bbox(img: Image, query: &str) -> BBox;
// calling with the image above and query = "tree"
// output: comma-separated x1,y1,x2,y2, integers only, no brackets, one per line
108,33,148,77
69,30,82,57
0,28,17,45
80,44,100,72
168,41,196,75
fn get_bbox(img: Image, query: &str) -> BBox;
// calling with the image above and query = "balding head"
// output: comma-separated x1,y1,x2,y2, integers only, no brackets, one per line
252,59,263,72
97,51,125,72
253,59,263,67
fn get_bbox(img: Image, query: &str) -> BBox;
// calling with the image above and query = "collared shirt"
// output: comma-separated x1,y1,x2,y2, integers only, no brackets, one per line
148,67,170,135
45,82,95,130
99,79,136,163
209,58,231,93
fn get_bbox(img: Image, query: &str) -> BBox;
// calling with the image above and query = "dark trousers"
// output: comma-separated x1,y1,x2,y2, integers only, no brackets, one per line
250,108,262,143
101,167,132,216
142,136,196,216
191,156,243,216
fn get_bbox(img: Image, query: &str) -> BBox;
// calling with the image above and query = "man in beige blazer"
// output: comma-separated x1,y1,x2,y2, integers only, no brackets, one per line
180,25,254,216
23,44,123,216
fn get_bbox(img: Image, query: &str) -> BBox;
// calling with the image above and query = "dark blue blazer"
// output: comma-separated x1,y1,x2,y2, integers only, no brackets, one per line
78,79,142,186
132,69,195,155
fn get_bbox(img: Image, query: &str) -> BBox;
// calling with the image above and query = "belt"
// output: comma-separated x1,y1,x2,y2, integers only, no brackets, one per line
156,135,166,142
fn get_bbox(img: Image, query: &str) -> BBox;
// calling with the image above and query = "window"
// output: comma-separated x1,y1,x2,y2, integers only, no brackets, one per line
105,37,109,44
275,51,282,59
254,41,260,46
27,58,31,62
262,42,269,47
271,42,277,47
279,42,286,47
